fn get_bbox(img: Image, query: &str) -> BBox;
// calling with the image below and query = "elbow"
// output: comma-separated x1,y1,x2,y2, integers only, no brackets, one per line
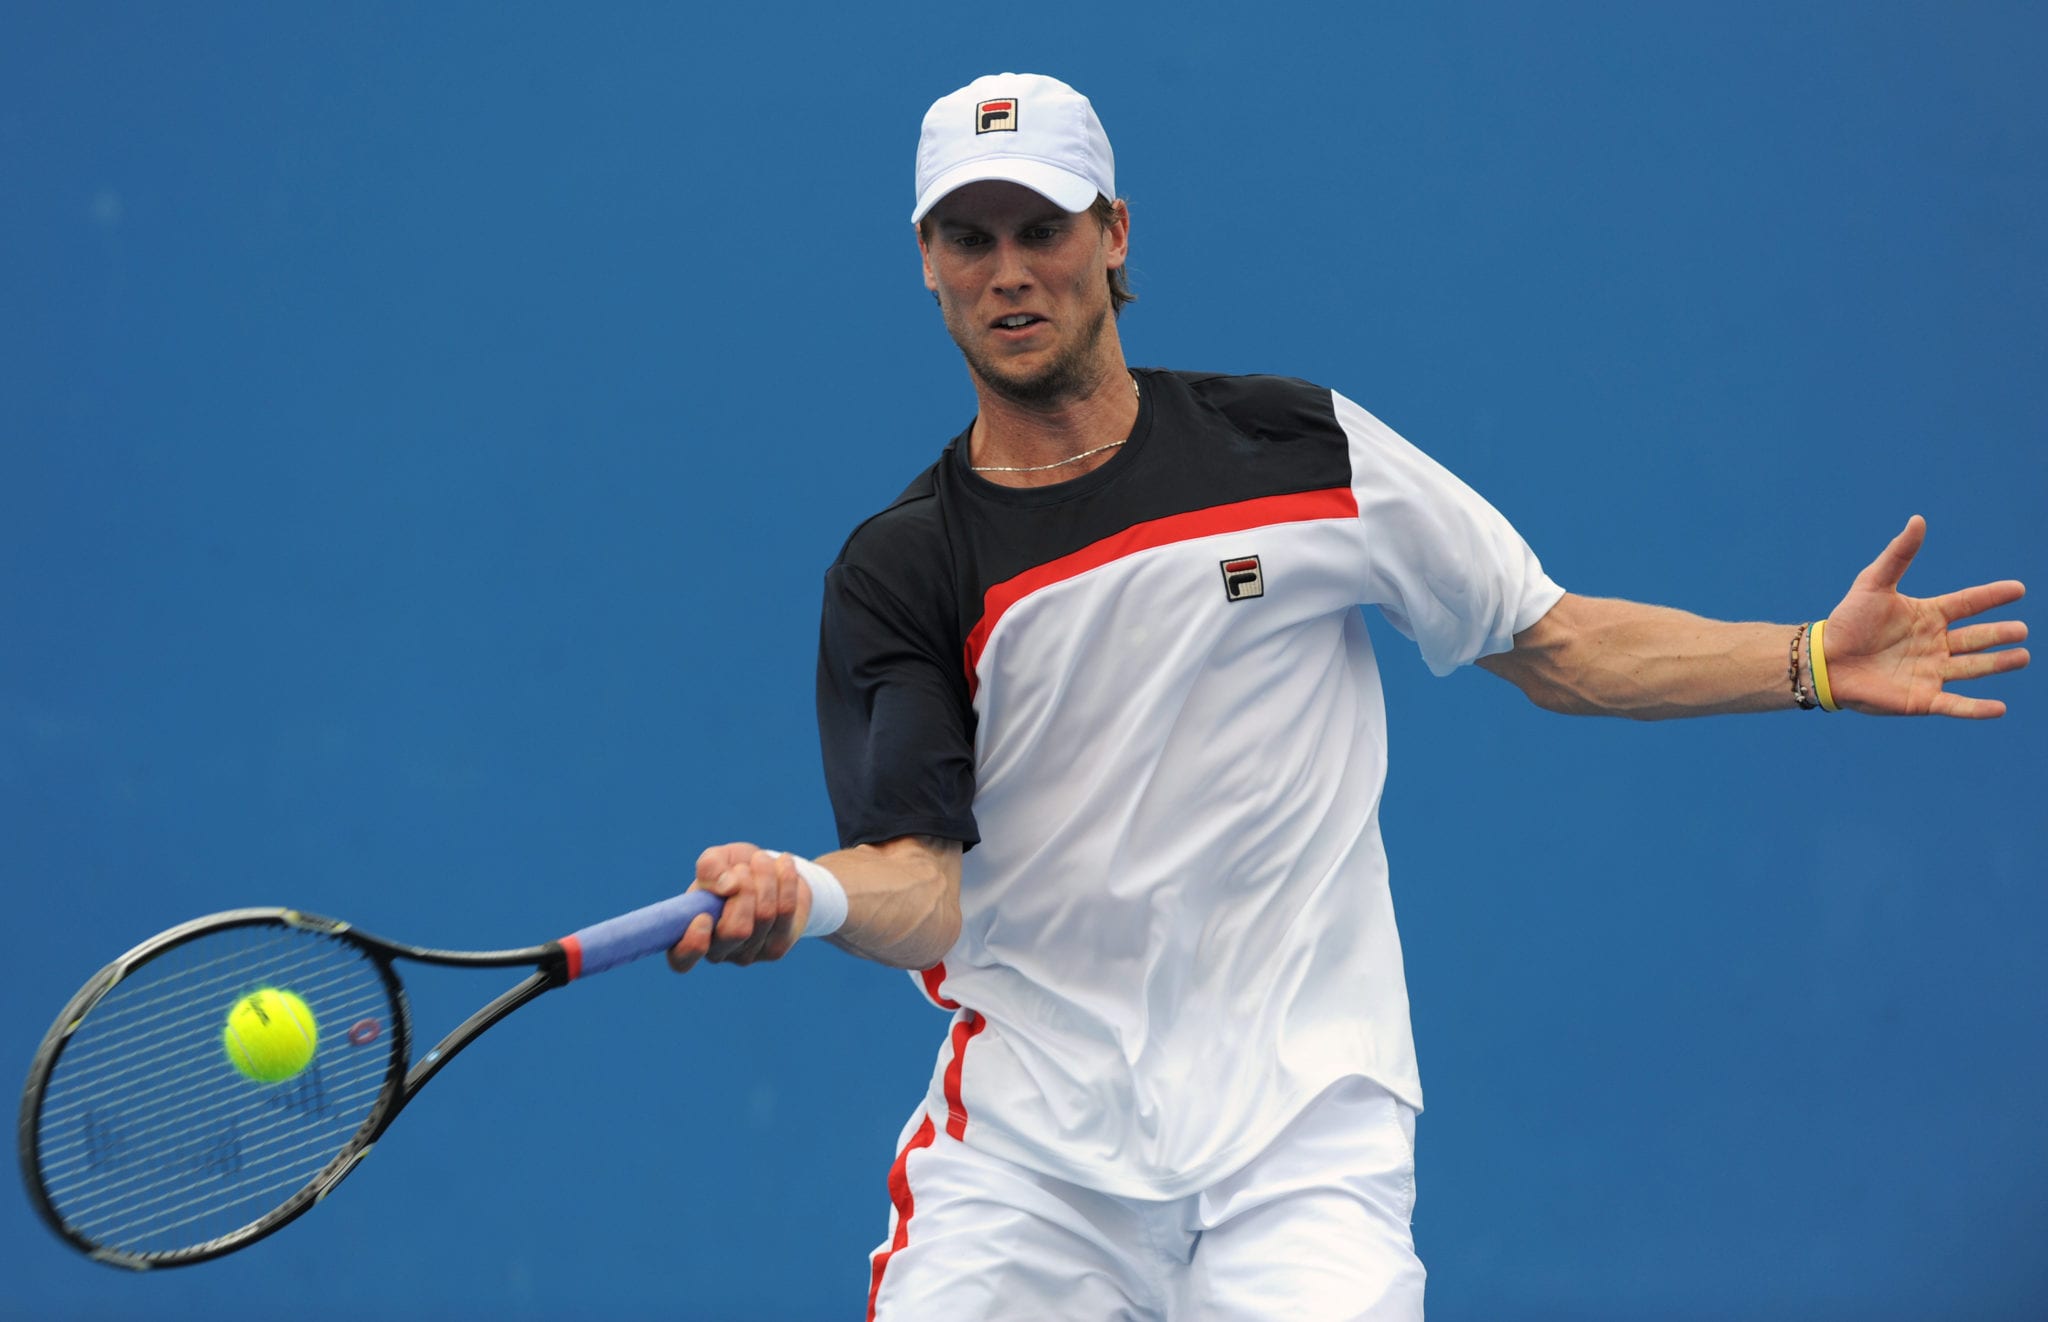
915,902,963,970
896,866,962,969
1482,655,1601,717
827,836,963,970
1521,684,1591,717
853,902,958,971
1483,644,1663,721
1521,680,1668,722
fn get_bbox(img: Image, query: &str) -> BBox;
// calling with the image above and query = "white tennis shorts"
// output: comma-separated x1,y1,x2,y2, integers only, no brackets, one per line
865,1076,1425,1321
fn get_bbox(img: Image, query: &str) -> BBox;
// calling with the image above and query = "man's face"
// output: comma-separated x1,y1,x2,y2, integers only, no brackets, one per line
918,180,1129,407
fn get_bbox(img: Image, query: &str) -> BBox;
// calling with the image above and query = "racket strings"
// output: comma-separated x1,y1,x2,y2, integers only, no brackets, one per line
39,955,387,1117
60,1080,393,1243
37,990,388,1186
91,1156,336,1248
56,937,363,1051
32,924,400,1259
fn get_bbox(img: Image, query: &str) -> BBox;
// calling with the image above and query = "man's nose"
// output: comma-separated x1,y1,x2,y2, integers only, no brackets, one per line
990,240,1032,296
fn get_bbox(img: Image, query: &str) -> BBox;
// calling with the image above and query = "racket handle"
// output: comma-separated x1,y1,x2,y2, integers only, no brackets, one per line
559,891,725,981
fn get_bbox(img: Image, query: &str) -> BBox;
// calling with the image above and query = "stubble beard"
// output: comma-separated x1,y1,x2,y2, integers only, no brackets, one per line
947,298,1113,409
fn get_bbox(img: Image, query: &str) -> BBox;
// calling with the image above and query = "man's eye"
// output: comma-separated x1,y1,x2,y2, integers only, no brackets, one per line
1025,226,1058,242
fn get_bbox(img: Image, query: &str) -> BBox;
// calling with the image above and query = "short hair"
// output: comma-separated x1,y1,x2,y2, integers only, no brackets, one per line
919,194,1136,318
1088,195,1137,317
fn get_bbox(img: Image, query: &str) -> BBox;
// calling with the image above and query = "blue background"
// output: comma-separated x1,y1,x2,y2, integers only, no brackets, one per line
4,5,2042,1319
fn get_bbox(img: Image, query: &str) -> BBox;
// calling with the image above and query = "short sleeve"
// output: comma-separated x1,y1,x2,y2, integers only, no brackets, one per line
1336,391,1566,676
816,561,981,849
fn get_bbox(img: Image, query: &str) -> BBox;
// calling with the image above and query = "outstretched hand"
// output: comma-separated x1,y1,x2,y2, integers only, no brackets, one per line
1822,516,2028,718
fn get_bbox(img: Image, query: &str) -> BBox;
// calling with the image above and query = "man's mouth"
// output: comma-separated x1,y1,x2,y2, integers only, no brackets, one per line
993,314,1045,330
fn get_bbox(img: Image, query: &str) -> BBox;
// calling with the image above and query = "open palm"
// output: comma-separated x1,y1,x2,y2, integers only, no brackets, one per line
1823,516,2029,718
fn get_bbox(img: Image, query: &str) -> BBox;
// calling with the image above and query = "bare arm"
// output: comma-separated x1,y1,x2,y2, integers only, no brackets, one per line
1479,517,2027,720
666,834,962,974
1476,594,1798,719
816,836,963,968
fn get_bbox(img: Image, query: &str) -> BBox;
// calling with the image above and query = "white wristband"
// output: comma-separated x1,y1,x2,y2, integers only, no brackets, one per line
771,853,848,939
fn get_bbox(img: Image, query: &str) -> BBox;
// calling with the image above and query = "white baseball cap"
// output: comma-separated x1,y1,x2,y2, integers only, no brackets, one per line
911,73,1116,224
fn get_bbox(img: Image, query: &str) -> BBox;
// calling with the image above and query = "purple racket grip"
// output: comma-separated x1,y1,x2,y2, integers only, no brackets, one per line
559,890,726,980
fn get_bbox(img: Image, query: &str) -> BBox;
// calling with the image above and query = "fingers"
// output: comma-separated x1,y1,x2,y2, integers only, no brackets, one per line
693,842,753,884
1930,692,2010,720
1934,579,2028,624
718,852,777,965
1853,515,1926,594
1947,619,2029,655
666,912,717,973
1944,644,2031,682
668,844,804,974
1919,628,2028,719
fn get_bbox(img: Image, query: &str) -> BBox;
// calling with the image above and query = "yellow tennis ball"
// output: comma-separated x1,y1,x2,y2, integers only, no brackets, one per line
223,988,319,1083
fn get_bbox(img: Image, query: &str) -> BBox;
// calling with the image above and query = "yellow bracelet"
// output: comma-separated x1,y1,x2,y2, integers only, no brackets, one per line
1809,619,1840,713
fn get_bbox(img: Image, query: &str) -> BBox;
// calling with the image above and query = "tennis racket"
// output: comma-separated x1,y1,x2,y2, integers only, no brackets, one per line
18,890,725,1270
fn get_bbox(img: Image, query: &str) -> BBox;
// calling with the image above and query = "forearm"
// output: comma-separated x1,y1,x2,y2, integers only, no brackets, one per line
815,836,962,970
1479,593,1806,720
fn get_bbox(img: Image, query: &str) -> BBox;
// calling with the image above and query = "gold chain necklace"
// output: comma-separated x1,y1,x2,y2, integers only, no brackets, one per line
970,375,1140,474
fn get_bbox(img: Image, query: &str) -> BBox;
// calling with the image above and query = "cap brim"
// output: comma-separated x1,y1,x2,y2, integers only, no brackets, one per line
911,157,1101,224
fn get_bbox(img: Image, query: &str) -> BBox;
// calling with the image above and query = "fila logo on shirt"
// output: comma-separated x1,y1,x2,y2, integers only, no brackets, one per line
1220,555,1264,602
976,98,1018,133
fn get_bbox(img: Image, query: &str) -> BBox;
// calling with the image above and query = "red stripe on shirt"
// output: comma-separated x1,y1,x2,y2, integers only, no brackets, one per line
918,962,960,1010
942,1011,988,1140
866,1112,938,1321
960,486,1359,693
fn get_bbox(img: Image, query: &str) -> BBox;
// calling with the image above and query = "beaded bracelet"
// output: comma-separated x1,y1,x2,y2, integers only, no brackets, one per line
1788,622,1818,710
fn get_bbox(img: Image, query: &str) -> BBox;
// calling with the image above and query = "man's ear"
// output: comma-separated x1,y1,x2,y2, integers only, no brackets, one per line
917,224,938,292
1104,199,1130,272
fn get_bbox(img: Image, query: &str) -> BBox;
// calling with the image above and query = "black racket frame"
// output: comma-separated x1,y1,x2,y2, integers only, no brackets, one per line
18,906,573,1270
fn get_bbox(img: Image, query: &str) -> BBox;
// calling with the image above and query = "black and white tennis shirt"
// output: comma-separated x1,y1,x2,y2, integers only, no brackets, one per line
818,369,1563,1199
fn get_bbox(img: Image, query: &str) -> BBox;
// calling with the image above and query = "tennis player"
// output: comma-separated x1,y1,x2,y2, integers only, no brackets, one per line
667,73,2029,1320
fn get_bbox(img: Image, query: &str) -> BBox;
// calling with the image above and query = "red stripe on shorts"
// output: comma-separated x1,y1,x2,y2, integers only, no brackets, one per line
942,1011,987,1140
866,1112,938,1322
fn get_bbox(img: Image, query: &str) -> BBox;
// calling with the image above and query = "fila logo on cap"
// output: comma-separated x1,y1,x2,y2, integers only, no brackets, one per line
912,74,1113,224
1220,555,1264,602
976,98,1018,134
